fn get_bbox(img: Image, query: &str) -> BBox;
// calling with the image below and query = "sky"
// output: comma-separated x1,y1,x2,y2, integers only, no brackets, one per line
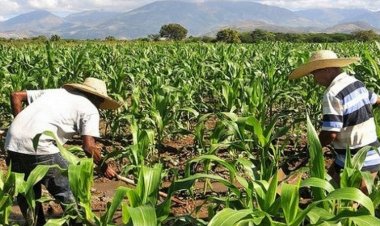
1,0,380,21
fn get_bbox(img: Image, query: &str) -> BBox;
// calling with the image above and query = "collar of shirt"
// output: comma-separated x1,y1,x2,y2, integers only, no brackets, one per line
327,72,349,89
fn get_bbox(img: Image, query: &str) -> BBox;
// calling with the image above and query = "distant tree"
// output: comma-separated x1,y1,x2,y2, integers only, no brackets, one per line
185,36,201,42
352,30,379,41
148,34,161,41
159,23,188,40
135,37,150,42
50,34,61,41
239,32,253,43
32,35,48,41
251,29,275,42
216,28,241,43
305,33,334,43
201,36,215,43
105,36,116,41
329,33,351,42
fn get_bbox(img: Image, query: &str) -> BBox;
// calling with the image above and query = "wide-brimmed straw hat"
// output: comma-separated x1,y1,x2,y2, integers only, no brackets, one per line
289,50,360,79
63,77,121,110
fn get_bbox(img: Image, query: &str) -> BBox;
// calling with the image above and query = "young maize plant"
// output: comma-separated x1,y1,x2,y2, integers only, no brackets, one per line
0,162,55,226
178,114,380,225
0,166,24,225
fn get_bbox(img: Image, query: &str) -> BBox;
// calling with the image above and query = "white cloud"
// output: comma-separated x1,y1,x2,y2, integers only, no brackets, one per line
25,0,153,11
0,0,155,19
0,0,21,18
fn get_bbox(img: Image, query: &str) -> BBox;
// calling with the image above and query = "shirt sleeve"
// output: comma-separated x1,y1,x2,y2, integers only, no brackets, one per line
368,91,378,105
79,112,100,137
322,93,343,132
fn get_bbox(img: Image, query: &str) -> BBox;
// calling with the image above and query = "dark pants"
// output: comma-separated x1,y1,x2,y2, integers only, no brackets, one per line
6,151,75,226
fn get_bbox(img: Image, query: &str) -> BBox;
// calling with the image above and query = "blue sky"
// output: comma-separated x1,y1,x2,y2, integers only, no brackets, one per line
1,0,380,21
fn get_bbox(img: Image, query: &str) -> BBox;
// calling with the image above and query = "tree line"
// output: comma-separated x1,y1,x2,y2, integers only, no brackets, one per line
1,23,380,43
150,24,380,43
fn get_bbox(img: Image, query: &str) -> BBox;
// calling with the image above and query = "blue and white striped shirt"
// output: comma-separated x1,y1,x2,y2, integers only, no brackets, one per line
322,72,380,169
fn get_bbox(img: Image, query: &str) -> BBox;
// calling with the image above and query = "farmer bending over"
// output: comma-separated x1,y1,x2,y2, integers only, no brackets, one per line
4,77,121,225
289,50,380,193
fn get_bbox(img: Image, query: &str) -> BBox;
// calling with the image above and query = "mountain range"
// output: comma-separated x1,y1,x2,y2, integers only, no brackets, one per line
0,0,379,39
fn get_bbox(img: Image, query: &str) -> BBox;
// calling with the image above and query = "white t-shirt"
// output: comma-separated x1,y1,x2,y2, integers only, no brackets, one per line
5,88,100,155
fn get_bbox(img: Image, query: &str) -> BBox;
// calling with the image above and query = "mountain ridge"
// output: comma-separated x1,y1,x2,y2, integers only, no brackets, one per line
0,1,378,39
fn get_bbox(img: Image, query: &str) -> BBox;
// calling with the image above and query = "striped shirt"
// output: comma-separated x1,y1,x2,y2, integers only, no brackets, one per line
322,72,380,170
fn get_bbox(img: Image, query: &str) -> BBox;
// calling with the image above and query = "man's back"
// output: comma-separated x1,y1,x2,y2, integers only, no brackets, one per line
5,88,100,155
322,73,379,153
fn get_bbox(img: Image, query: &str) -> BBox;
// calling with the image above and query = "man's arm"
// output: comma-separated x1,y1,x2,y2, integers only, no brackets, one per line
376,96,380,105
82,135,116,179
10,91,27,117
319,130,338,147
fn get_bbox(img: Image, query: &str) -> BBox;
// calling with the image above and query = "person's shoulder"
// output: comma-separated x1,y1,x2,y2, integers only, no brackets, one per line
71,93,99,113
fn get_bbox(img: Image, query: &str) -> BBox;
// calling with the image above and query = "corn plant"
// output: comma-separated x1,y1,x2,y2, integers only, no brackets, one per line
204,114,380,225
0,166,24,225
101,164,176,226
0,162,55,226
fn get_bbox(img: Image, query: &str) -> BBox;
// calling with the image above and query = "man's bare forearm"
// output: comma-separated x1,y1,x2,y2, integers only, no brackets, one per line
10,91,27,117
82,135,103,165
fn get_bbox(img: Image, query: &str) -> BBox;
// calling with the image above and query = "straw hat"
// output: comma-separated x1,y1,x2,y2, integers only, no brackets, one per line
63,77,121,110
289,50,360,79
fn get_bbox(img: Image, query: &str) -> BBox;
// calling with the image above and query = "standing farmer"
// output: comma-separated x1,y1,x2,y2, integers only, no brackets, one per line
289,50,380,193
4,77,121,225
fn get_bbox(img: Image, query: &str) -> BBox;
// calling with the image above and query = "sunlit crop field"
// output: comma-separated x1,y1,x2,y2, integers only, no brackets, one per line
1,41,380,225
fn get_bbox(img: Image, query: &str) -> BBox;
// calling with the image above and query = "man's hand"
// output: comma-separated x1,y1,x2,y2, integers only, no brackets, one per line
82,135,117,179
102,163,117,179
376,97,380,105
319,130,338,147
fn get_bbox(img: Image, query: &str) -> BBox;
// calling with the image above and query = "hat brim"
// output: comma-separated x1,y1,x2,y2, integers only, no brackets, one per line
63,83,122,110
289,58,360,80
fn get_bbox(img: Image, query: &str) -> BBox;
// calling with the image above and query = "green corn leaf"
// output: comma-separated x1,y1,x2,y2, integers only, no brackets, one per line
307,207,334,224
306,114,326,202
179,107,199,118
291,187,375,225
33,131,79,165
44,217,70,226
208,208,253,226
24,165,55,194
136,164,162,205
306,115,324,179
281,183,299,224
361,171,374,194
301,177,335,193
351,146,371,170
126,189,142,207
68,159,94,204
322,209,380,224
263,172,278,211
127,205,157,226
121,202,130,225
325,187,375,215
235,157,255,180
101,187,129,224
185,155,237,179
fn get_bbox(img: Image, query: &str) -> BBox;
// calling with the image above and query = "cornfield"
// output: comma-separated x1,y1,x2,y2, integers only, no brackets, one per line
1,40,380,225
